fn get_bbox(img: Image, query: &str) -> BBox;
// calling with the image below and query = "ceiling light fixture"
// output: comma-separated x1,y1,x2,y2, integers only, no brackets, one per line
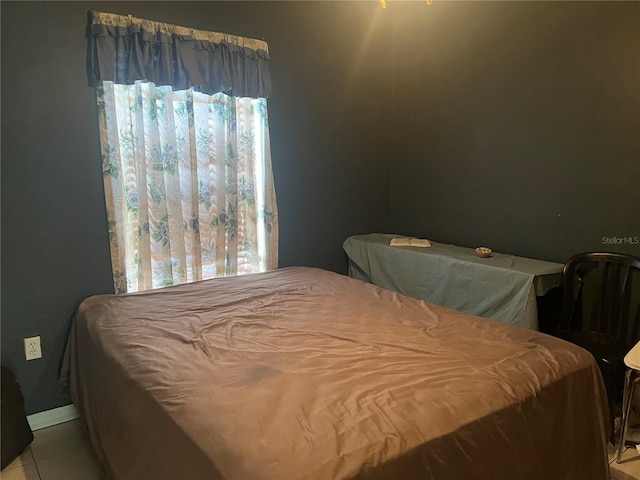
380,0,432,8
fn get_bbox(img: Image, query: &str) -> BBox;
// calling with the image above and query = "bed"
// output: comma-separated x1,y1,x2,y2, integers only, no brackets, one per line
66,267,611,479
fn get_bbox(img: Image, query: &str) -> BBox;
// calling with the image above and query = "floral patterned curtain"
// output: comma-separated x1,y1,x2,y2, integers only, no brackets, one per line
88,11,278,293
97,81,278,293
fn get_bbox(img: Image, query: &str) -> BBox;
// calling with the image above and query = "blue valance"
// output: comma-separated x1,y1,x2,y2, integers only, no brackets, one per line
86,9,272,98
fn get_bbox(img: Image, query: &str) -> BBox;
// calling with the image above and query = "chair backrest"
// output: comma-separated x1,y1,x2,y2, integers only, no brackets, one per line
559,252,640,350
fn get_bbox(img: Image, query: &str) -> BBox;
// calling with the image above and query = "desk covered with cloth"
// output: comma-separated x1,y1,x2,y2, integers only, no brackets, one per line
343,233,563,330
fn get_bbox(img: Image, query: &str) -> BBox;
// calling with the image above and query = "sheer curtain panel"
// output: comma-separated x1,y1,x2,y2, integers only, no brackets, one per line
88,10,278,293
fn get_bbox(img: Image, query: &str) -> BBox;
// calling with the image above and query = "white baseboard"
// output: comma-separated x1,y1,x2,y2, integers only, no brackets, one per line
27,404,80,431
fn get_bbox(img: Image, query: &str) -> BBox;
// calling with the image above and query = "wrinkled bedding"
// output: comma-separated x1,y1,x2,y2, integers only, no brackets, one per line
68,267,610,479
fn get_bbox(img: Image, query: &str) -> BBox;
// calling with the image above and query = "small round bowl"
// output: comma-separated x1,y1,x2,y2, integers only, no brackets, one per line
476,247,492,258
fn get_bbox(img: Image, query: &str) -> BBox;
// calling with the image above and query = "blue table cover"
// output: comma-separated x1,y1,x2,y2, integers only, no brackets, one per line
343,234,563,330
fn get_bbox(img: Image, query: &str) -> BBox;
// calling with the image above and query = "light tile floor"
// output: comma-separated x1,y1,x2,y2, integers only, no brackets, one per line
1,420,104,480
611,442,640,480
2,419,640,479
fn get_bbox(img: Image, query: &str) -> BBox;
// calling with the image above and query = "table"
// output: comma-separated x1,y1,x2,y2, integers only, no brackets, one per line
343,233,564,330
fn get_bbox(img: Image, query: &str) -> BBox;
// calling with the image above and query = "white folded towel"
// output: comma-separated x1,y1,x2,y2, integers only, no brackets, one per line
390,237,431,248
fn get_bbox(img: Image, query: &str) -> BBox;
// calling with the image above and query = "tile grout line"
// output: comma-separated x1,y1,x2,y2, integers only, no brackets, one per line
31,443,92,466
33,454,43,480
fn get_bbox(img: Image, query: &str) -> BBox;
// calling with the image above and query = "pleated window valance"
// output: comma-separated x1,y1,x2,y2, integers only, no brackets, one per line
86,9,272,98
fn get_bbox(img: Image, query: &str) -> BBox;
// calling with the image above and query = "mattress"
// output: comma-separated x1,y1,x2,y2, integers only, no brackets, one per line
67,267,611,479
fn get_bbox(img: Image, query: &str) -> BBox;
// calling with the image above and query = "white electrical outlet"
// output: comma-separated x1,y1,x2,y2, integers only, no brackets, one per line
24,336,42,361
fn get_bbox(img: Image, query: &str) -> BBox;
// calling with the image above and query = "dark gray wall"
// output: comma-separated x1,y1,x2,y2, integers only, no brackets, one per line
1,1,392,414
2,0,639,416
388,1,640,262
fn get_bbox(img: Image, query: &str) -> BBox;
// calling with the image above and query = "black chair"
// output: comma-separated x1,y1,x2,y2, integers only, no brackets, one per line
553,252,640,438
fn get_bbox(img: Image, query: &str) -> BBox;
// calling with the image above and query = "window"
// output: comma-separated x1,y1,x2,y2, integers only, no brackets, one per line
87,10,278,294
